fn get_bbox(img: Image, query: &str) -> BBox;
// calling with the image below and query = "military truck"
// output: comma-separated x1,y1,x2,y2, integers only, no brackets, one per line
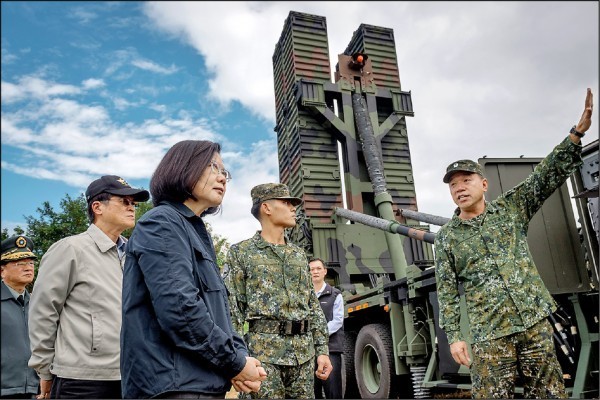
271,11,599,399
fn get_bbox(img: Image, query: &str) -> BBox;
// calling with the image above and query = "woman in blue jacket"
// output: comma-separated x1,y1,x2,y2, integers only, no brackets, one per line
121,140,266,399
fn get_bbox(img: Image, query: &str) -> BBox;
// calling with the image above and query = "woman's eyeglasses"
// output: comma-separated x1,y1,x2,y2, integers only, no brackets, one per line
209,161,232,182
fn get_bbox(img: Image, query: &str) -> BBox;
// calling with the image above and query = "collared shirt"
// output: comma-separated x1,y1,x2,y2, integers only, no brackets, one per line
224,231,329,366
435,136,582,344
5,283,25,300
116,236,127,261
315,283,344,335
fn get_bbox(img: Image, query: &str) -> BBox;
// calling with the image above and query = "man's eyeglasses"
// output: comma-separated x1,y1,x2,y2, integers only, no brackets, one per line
13,261,35,268
210,161,232,182
111,197,139,208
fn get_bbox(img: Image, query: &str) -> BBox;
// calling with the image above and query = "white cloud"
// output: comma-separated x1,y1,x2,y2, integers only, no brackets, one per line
103,48,136,76
1,76,81,104
69,8,97,24
70,39,102,50
143,1,283,121
111,96,137,110
149,103,167,113
1,48,18,64
131,59,179,74
1,116,36,144
82,78,105,89
1,81,24,103
1,75,225,184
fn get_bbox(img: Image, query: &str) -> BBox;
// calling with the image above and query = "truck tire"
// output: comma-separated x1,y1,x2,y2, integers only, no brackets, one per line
355,323,397,399
343,331,359,399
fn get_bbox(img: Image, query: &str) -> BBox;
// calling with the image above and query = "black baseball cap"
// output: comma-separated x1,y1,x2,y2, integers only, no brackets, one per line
85,175,150,203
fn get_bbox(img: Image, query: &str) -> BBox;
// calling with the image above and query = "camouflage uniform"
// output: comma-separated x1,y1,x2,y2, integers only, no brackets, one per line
471,319,565,398
224,232,329,399
435,136,582,398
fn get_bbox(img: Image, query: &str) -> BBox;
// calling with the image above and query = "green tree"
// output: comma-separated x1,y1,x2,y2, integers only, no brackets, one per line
1,226,24,241
24,193,89,260
205,222,230,270
20,193,89,290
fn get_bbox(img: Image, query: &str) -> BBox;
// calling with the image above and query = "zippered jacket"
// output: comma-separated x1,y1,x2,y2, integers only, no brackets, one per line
121,201,248,398
28,224,124,380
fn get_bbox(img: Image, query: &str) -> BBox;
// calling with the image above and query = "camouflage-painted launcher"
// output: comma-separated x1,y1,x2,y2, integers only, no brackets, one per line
272,11,433,291
272,12,439,398
272,11,599,399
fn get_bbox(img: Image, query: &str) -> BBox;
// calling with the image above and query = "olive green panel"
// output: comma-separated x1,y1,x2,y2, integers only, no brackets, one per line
343,24,401,90
337,223,395,276
479,158,591,294
273,11,343,221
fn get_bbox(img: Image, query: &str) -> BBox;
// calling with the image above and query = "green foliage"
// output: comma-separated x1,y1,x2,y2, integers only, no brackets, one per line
2,226,24,241
20,193,88,290
205,222,230,270
24,194,89,260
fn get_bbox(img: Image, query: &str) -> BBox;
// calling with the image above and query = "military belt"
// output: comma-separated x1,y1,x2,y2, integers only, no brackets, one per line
248,319,311,335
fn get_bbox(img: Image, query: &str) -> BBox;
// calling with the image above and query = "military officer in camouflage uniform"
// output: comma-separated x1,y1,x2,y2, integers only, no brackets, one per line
224,183,332,399
435,88,593,399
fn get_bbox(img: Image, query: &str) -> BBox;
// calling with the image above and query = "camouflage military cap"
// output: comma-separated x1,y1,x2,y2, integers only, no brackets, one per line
443,159,485,183
1,235,36,263
251,183,303,206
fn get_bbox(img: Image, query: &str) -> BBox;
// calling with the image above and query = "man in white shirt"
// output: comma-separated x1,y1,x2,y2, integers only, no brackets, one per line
309,258,344,399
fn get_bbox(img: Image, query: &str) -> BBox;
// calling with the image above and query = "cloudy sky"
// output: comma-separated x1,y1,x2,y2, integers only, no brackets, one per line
1,1,598,244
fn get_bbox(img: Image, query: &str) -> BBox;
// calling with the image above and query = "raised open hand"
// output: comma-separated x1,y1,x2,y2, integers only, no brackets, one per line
575,88,593,134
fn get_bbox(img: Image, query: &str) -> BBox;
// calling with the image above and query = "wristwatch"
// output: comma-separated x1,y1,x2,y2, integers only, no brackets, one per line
570,125,585,138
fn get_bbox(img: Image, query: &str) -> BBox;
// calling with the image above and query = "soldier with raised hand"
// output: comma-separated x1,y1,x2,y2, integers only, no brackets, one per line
224,183,332,399
434,88,593,399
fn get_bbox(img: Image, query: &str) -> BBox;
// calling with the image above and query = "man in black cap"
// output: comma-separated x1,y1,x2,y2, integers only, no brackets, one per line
224,183,332,399
1,235,40,398
435,88,593,398
28,176,149,399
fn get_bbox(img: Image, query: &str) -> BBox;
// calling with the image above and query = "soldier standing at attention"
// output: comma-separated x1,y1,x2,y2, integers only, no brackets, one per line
435,88,593,399
224,183,332,399
309,258,344,399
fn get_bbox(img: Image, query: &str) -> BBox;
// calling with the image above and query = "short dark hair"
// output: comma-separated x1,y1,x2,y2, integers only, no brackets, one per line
251,202,261,221
87,192,112,223
309,257,326,267
150,140,222,215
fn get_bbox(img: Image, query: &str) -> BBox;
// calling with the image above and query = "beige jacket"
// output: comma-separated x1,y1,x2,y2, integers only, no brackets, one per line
28,224,124,381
